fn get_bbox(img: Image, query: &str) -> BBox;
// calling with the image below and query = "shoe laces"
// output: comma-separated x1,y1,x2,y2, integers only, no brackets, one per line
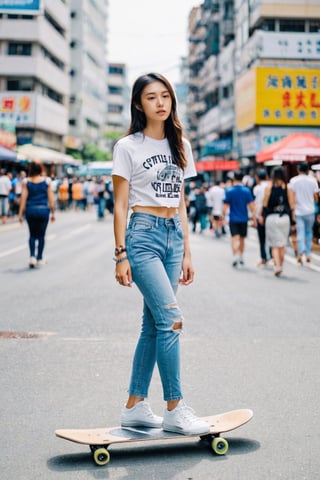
140,402,156,418
177,403,199,424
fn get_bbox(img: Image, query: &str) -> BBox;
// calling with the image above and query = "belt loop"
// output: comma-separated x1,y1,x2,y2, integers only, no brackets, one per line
155,216,159,228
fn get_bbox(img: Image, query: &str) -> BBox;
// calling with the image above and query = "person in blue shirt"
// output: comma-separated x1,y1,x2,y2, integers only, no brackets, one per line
223,171,256,266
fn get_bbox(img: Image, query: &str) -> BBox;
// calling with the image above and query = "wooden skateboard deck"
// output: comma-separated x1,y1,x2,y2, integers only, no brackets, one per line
55,408,253,466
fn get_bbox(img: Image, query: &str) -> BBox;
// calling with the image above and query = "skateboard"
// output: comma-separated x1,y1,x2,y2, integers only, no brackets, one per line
55,408,253,466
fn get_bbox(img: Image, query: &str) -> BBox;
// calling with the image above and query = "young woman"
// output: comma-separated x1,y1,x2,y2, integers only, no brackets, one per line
112,73,209,435
18,161,55,268
261,166,295,276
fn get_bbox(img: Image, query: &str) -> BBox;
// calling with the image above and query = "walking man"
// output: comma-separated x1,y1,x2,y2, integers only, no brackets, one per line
223,171,256,267
288,162,319,263
206,180,225,237
254,169,270,265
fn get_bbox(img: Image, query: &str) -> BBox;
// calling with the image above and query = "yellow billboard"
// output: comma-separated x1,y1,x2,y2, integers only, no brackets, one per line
256,67,320,126
235,66,320,129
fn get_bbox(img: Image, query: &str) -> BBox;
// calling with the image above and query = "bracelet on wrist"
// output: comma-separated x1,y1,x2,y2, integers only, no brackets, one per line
113,255,128,264
114,245,126,256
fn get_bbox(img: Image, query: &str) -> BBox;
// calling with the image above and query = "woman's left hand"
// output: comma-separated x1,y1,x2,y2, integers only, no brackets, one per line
115,259,132,287
179,257,194,286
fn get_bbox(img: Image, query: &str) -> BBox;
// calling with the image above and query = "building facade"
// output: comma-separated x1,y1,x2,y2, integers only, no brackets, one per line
0,0,71,151
106,63,128,133
188,0,236,162
187,0,320,166
68,0,108,151
102,62,129,153
235,0,320,164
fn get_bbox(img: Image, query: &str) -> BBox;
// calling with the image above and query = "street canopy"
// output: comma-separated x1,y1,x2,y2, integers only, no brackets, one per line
18,144,81,166
256,132,320,163
195,159,239,171
0,145,17,161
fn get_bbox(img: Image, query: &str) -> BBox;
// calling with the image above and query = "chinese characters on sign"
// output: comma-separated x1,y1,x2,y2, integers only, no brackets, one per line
257,67,320,126
0,94,33,125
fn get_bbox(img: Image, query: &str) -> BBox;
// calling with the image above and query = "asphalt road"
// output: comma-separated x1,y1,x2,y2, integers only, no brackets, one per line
0,210,319,479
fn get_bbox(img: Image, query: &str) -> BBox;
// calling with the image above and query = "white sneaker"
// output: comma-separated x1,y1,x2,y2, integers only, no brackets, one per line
163,400,210,435
36,258,47,267
121,401,163,428
29,257,37,269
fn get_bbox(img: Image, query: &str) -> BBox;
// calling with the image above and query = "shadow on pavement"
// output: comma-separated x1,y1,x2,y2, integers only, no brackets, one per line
48,436,260,473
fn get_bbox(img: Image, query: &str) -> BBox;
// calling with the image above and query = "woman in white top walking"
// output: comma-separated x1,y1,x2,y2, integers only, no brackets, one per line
112,73,209,436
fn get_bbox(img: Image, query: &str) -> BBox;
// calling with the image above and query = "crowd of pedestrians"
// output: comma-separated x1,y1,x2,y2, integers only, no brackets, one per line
1,161,319,275
185,163,320,276
0,170,114,223
54,175,114,218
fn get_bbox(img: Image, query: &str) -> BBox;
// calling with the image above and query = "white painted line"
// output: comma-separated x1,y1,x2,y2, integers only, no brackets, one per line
0,225,90,258
59,224,91,239
247,231,320,272
0,245,26,258
0,234,57,258
285,254,320,272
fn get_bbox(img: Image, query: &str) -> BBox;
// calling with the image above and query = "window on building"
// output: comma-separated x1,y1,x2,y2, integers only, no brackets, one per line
47,88,62,104
309,20,320,32
223,1,233,20
8,42,32,56
7,14,34,19
44,10,65,37
108,86,122,95
260,19,275,31
108,104,123,113
205,90,219,109
40,46,64,70
279,19,305,32
69,119,77,126
86,118,99,129
40,83,63,104
109,65,124,75
87,52,99,67
222,84,233,99
7,78,34,91
206,22,219,55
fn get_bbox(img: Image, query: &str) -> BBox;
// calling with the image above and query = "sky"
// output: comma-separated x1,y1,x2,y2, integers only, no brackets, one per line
107,0,201,87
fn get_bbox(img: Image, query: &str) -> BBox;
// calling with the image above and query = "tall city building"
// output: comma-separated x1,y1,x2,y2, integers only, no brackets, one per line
102,62,129,153
106,63,129,133
188,0,236,163
0,0,71,151
234,0,320,164
67,0,108,151
187,0,320,167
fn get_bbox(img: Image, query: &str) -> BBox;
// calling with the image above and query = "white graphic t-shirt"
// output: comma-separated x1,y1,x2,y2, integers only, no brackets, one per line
112,133,196,209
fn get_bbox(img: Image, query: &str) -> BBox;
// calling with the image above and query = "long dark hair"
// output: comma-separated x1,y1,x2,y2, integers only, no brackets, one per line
271,166,287,186
127,73,187,169
28,161,44,177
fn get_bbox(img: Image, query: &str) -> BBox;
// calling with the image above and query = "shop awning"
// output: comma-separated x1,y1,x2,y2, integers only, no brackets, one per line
256,133,320,163
0,145,17,161
195,159,239,171
18,144,82,166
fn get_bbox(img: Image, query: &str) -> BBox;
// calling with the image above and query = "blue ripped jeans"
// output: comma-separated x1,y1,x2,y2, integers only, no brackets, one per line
126,213,184,401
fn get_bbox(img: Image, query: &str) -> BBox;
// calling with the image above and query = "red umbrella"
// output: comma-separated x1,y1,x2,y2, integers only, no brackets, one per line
256,133,320,163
